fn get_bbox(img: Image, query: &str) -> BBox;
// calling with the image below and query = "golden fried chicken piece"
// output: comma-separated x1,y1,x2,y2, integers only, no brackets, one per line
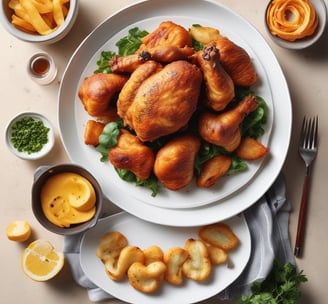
154,134,201,191
138,21,192,51
78,73,128,117
198,95,258,152
196,44,235,112
214,37,257,87
148,45,194,63
109,51,151,74
127,60,202,142
108,129,155,180
117,60,163,126
110,46,194,74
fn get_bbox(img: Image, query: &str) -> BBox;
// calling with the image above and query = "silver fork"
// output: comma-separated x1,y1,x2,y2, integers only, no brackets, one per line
294,116,318,258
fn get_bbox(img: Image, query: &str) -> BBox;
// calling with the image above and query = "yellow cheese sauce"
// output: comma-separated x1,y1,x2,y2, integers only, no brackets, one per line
40,172,96,227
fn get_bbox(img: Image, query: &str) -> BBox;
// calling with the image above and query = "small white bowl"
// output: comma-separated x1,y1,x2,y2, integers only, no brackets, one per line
0,0,79,45
5,112,55,160
265,0,327,50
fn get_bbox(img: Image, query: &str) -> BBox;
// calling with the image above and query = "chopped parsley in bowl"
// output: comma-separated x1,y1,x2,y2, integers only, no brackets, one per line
5,112,55,160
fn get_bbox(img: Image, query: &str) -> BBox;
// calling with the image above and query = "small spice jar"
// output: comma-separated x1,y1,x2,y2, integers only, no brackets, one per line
27,51,58,85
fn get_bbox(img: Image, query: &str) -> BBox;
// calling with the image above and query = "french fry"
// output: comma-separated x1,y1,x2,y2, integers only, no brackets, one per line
20,0,52,35
9,0,70,35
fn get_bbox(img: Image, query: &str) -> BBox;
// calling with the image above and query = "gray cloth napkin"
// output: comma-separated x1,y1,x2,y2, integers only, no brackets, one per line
63,173,295,302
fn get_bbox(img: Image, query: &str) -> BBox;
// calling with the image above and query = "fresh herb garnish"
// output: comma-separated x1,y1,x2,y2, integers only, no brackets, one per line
94,50,116,74
115,27,149,56
96,120,124,161
239,260,307,304
11,117,49,154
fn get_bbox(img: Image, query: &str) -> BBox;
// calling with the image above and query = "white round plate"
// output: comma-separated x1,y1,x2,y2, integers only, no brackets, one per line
80,212,251,304
58,0,291,225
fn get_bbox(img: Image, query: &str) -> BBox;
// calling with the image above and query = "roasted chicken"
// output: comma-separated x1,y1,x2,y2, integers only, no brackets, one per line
198,95,258,152
137,21,192,50
108,129,155,180
78,73,128,117
196,44,235,112
119,60,202,142
213,37,257,87
154,134,201,191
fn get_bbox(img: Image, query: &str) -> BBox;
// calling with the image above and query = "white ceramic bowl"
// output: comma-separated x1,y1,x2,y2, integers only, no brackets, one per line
0,0,79,44
5,112,55,160
265,0,327,50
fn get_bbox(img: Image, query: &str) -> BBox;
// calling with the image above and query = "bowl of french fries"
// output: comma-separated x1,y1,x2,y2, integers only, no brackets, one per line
0,0,79,44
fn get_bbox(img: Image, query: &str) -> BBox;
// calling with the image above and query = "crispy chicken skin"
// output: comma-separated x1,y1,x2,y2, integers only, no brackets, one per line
198,95,258,152
117,60,163,126
196,44,235,112
110,51,151,74
126,60,203,142
108,129,155,180
110,46,194,74
138,21,192,50
154,134,201,191
78,73,128,117
213,37,257,87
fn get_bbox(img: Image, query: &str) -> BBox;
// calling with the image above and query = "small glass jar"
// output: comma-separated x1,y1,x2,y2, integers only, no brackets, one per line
27,51,58,85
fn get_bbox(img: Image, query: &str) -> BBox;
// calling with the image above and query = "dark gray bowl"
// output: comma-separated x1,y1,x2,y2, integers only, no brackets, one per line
32,164,103,235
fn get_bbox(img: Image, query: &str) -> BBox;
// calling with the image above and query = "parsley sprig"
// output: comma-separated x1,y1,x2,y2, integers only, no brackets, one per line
239,260,307,304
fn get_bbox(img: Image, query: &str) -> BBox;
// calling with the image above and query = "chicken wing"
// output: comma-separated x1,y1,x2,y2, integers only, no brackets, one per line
128,60,202,142
108,129,155,180
109,51,151,74
198,95,258,152
214,37,257,87
78,73,128,117
196,44,234,112
154,134,201,191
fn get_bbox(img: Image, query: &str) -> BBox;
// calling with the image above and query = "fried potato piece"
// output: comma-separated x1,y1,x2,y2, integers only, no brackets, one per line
144,245,164,265
78,73,128,117
154,134,201,191
138,21,192,50
84,120,105,146
104,245,144,281
196,155,232,188
128,261,167,294
199,223,239,251
189,25,222,44
206,244,228,265
182,239,212,281
96,231,128,263
164,247,189,285
108,129,155,180
235,137,269,160
214,37,257,87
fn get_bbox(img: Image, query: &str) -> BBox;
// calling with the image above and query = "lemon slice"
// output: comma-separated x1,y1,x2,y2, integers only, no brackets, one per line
21,239,64,281
6,220,32,242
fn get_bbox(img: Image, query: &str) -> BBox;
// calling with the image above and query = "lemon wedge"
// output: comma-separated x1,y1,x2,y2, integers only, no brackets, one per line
6,220,32,242
21,239,64,281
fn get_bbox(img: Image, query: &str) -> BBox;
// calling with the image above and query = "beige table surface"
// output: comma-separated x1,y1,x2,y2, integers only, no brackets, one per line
1,0,328,303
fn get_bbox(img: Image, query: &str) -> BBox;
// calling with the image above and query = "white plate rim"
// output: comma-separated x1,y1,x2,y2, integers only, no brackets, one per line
80,211,251,304
58,0,292,226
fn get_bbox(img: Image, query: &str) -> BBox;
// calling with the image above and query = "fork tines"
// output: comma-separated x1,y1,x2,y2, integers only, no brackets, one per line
300,116,318,150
